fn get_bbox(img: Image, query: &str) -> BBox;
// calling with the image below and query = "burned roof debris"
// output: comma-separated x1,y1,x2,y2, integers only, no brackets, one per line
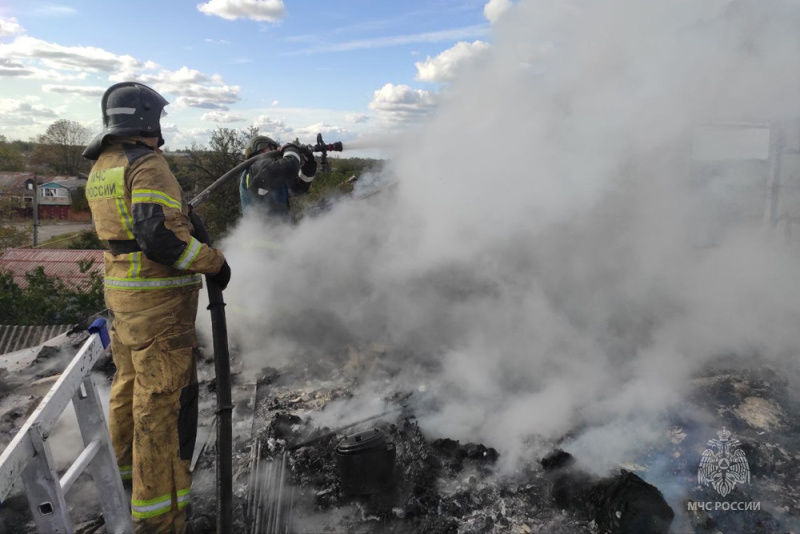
2,339,800,533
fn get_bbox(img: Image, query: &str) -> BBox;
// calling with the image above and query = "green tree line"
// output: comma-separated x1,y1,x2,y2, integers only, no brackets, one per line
1,120,93,175
0,261,104,325
168,127,383,241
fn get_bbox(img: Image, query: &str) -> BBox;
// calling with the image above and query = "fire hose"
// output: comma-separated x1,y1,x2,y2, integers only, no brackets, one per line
190,133,343,207
187,133,342,533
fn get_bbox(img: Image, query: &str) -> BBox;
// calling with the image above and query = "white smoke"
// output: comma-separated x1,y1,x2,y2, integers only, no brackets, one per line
211,0,800,472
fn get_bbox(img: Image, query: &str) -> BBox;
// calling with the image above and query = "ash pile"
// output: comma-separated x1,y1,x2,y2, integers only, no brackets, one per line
186,346,800,534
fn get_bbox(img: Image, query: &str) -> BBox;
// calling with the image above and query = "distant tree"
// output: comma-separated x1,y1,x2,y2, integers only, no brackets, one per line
0,136,25,171
0,270,22,323
175,126,259,240
0,224,30,252
290,157,385,216
1,262,104,325
70,185,89,212
0,197,29,252
33,120,92,175
68,229,104,250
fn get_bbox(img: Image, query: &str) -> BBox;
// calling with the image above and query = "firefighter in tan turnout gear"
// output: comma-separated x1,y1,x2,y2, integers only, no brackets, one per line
83,82,231,533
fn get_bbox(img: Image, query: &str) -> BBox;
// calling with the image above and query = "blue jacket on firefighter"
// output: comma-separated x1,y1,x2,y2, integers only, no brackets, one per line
239,135,317,222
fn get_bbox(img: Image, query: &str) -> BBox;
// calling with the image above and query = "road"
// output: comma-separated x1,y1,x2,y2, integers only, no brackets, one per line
12,222,94,245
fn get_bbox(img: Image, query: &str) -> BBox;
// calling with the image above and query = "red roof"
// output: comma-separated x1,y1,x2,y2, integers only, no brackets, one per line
0,248,104,289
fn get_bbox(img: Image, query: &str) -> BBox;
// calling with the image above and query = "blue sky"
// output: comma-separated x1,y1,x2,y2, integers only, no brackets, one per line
0,0,512,151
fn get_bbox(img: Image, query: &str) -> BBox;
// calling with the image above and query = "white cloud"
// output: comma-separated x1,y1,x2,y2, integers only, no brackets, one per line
290,25,490,55
271,100,279,106
109,65,209,85
0,58,34,76
415,40,491,83
345,113,369,124
186,127,214,137
0,35,148,72
168,126,216,149
0,58,86,80
0,32,240,110
172,84,240,110
160,122,180,135
201,110,245,123
252,115,293,140
205,38,230,45
0,98,58,125
368,83,438,124
232,57,253,64
33,4,78,17
484,0,515,24
292,122,349,143
173,96,225,110
197,0,287,22
42,84,105,96
0,17,24,37
109,66,241,110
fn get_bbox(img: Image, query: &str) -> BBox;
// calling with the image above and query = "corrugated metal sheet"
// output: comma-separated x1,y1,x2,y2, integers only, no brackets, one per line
0,248,104,289
0,324,74,355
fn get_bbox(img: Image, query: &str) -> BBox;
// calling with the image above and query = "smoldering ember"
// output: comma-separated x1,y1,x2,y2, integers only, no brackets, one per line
4,0,800,533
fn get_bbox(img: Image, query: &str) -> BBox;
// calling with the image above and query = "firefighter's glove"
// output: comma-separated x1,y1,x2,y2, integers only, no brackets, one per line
282,144,316,179
298,144,314,161
208,260,231,291
281,143,306,161
301,157,317,180
188,208,212,246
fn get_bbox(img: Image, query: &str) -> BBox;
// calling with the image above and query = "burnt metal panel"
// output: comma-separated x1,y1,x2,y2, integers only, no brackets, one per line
0,324,74,355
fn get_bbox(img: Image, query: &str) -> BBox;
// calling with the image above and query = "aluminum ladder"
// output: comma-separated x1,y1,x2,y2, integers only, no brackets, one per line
0,318,134,533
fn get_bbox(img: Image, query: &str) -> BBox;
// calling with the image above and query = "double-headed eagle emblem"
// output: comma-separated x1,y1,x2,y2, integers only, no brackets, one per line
698,427,750,497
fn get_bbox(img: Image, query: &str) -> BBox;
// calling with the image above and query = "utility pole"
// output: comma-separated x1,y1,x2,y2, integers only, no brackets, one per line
32,174,39,247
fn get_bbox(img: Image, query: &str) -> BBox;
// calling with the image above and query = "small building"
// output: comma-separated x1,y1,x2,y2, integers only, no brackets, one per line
0,173,89,221
0,248,104,289
0,173,42,218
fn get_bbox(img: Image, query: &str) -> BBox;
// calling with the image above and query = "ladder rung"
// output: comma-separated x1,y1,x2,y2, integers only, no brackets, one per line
60,439,101,494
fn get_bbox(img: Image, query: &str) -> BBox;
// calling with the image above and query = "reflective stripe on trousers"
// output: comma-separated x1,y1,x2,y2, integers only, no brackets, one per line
131,489,191,519
119,464,133,481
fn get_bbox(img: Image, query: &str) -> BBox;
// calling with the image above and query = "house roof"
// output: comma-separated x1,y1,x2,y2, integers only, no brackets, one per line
0,172,38,190
0,173,86,194
52,178,88,191
0,174,85,192
0,248,104,289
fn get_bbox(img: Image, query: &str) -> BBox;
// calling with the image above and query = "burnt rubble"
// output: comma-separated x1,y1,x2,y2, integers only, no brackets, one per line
3,340,800,533
541,449,675,534
204,351,799,534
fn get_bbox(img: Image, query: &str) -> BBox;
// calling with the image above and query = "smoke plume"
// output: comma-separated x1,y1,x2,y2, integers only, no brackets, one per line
209,0,800,473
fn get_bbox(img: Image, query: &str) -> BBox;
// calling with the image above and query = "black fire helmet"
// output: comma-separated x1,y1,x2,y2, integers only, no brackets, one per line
83,82,169,159
244,135,279,159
